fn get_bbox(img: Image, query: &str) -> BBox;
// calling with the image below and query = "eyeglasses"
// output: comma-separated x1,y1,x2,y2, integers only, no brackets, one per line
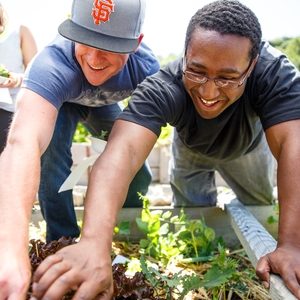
182,57,257,90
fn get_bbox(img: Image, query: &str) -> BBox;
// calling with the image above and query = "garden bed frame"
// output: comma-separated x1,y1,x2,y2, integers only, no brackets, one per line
71,142,170,185
31,199,294,299
225,199,297,300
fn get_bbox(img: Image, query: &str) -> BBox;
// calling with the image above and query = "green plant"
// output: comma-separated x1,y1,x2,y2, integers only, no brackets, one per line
114,221,131,236
73,123,90,143
268,203,279,224
139,245,240,300
155,123,172,146
136,193,223,266
270,36,300,71
0,64,9,77
93,130,109,141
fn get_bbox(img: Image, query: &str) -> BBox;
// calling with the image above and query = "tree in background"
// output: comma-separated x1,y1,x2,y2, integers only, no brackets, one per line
269,36,300,71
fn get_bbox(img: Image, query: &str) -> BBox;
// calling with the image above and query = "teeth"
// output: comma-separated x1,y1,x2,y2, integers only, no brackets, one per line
201,98,218,106
88,62,105,70
92,66,104,70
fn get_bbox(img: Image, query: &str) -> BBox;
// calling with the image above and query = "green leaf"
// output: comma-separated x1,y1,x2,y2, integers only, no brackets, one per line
203,265,236,288
204,227,216,242
136,218,150,234
118,221,131,235
178,273,203,300
148,219,161,234
139,239,149,248
267,216,278,224
0,64,9,77
162,210,172,220
149,209,164,218
158,222,169,235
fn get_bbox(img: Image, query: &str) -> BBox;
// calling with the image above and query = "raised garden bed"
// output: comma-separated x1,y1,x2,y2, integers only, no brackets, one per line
26,236,270,300
28,197,282,299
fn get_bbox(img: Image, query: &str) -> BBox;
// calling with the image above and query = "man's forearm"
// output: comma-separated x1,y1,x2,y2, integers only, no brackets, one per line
80,153,131,245
0,146,41,242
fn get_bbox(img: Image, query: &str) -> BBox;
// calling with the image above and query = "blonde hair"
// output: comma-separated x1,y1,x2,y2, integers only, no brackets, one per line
0,4,8,28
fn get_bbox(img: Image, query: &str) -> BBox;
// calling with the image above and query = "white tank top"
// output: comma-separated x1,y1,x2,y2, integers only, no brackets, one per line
0,23,23,112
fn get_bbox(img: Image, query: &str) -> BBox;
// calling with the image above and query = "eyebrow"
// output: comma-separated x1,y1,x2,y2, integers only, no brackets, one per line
189,62,241,75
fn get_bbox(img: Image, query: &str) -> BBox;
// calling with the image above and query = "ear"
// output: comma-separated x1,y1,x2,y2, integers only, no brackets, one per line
133,33,144,53
253,54,259,65
247,54,259,78
251,55,259,70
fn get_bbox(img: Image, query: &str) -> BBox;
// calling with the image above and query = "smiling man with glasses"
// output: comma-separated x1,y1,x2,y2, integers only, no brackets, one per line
103,0,300,297
14,0,300,299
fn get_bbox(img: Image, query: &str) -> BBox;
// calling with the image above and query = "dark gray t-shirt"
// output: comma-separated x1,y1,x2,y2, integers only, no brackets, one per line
119,41,300,162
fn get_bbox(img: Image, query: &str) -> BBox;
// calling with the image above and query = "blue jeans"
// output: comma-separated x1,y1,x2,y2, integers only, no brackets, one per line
0,109,13,154
39,102,152,242
170,130,277,207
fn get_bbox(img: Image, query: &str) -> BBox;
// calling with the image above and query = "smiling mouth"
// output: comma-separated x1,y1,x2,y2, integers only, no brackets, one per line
201,98,219,106
87,62,106,70
91,66,105,70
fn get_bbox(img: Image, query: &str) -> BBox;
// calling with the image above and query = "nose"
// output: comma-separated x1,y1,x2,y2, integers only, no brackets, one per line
198,79,220,100
87,47,106,63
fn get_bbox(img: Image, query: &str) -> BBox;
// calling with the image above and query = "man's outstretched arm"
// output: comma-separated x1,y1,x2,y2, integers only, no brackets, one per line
257,119,300,299
30,120,158,299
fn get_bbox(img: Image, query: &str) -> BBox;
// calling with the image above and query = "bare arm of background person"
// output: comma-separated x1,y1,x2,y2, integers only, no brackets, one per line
0,25,37,90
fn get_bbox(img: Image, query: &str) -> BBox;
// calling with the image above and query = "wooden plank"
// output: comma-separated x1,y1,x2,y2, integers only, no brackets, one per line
159,145,170,184
225,199,297,300
147,146,160,168
71,143,163,184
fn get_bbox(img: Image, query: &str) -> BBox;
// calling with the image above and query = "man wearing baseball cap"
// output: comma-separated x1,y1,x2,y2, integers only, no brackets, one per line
0,0,159,298
37,0,158,244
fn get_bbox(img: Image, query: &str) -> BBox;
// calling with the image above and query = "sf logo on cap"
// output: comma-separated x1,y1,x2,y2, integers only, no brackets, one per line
92,0,115,25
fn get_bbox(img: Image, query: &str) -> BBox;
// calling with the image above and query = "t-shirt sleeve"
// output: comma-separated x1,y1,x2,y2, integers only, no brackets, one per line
118,65,186,137
249,42,300,130
23,46,80,110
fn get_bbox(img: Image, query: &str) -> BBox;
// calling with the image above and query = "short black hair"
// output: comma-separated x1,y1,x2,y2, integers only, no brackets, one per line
185,0,262,60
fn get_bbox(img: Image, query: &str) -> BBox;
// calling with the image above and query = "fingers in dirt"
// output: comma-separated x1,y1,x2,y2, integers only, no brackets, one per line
31,257,74,299
31,274,113,300
72,281,114,300
32,253,64,282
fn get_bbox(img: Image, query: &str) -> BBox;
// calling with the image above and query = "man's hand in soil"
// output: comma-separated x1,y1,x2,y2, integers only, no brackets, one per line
30,238,114,300
256,245,300,299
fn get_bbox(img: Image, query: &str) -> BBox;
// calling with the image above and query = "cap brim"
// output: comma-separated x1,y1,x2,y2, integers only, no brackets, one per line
58,19,139,54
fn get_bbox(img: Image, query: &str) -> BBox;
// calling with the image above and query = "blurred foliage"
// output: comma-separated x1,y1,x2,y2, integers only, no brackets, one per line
157,53,182,68
73,121,173,146
269,36,300,70
73,123,90,143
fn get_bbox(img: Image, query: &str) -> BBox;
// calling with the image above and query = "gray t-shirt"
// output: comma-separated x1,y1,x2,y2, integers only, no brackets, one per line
23,35,160,110
119,41,300,162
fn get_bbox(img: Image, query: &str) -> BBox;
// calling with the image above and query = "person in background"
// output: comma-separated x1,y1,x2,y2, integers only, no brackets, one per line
0,0,159,298
26,0,300,299
0,3,37,153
